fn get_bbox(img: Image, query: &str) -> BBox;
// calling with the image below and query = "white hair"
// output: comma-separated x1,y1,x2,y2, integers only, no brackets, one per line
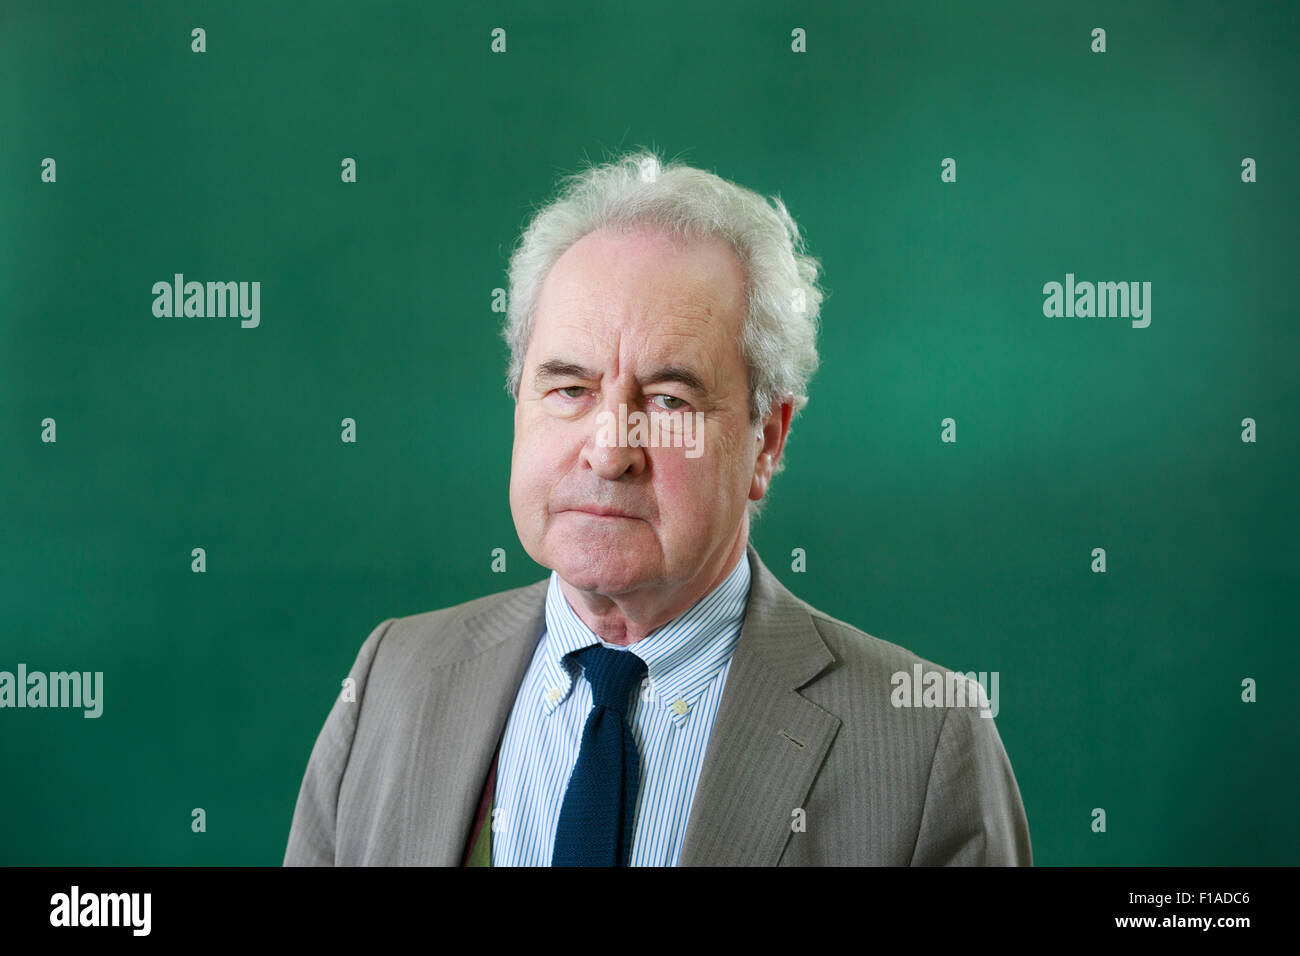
502,149,826,520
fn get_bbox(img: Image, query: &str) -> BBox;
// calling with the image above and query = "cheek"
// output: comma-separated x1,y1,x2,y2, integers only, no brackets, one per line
653,440,740,522
712,430,757,510
512,444,546,505
510,422,543,508
512,416,572,505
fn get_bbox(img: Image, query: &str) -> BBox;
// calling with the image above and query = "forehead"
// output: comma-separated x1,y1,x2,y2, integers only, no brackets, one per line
531,227,747,360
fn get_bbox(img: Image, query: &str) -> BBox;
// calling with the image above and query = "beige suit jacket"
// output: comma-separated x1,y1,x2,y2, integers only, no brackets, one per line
284,544,1033,865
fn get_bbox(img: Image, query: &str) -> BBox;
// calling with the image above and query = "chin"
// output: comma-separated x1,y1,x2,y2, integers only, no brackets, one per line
545,526,662,595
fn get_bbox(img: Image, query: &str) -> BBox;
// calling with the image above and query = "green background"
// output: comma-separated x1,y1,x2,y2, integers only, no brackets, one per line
2,0,1296,865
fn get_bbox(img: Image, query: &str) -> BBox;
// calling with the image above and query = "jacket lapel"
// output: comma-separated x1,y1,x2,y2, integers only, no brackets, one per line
402,578,547,864
677,545,841,866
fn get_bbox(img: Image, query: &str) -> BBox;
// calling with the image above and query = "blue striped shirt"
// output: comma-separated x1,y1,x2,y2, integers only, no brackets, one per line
492,550,751,866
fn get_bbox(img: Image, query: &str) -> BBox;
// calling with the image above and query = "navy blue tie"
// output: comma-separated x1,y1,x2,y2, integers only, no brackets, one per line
551,645,648,867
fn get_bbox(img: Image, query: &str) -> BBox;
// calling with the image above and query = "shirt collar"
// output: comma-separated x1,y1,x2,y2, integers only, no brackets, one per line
537,550,751,726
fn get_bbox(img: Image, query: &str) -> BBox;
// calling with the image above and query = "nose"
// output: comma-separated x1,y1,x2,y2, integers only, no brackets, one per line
581,392,648,481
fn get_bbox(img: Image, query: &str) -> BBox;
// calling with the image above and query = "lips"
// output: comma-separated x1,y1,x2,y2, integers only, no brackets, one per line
567,506,638,519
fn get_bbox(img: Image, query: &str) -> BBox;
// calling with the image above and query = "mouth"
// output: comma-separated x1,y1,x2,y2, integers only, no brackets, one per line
565,507,639,520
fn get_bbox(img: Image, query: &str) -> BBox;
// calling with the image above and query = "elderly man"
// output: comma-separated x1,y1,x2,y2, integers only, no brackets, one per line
284,152,1032,866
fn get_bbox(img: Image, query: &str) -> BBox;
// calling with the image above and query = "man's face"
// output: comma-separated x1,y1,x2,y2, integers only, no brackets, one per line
510,226,764,599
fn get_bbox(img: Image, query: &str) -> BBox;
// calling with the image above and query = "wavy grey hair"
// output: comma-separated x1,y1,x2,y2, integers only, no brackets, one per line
502,149,826,520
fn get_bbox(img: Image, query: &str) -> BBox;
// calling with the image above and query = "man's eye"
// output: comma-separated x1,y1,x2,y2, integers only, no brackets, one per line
652,394,687,411
558,386,586,399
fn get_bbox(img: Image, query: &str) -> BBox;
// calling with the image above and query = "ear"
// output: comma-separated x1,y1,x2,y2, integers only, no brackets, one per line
749,394,795,503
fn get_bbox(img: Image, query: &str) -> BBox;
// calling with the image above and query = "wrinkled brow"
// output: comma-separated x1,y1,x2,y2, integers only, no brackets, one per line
532,360,710,397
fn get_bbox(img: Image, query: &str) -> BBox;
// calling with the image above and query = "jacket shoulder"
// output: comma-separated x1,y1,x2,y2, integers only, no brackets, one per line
367,577,549,675
787,597,988,728
800,599,953,680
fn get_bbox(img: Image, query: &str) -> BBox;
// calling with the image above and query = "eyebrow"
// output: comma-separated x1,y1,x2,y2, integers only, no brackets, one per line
532,359,711,397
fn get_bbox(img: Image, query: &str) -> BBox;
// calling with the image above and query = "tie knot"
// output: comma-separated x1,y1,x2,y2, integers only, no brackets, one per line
573,645,648,715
